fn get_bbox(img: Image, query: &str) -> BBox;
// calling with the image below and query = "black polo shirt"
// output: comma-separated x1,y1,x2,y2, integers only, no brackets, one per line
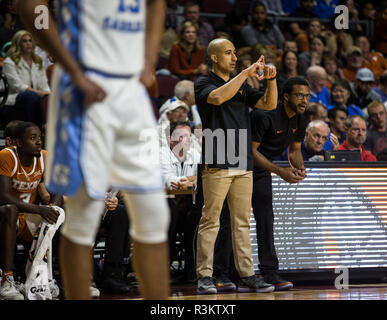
251,101,307,169
195,72,264,171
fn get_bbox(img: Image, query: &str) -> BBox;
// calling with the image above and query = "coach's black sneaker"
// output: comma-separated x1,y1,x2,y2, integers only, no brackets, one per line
215,275,236,292
263,273,293,291
197,277,217,295
238,275,275,293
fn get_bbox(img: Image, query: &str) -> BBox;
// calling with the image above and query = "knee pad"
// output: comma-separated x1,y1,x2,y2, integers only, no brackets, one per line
61,184,105,246
121,191,170,244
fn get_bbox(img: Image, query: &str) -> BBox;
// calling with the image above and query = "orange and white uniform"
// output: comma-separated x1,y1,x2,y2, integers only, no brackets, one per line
0,146,46,241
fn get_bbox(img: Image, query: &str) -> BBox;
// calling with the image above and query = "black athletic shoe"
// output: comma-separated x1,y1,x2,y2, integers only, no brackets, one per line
238,275,275,293
263,273,293,291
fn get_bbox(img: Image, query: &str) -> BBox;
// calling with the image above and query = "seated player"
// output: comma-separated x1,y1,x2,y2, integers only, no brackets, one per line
0,121,61,300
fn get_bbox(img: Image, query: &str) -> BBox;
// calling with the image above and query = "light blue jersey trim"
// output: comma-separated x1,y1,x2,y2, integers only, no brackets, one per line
46,72,85,196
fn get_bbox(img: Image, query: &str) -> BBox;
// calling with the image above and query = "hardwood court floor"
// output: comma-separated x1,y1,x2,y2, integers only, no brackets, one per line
98,283,387,300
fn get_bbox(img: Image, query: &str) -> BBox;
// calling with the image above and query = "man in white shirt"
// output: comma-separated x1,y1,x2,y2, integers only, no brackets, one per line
160,120,200,278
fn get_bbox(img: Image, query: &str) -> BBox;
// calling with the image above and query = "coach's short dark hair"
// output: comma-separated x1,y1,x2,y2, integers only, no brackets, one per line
282,77,310,95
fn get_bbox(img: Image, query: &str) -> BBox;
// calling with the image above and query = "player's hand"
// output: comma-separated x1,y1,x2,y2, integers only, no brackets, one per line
72,71,107,106
330,133,340,150
38,206,60,225
140,63,155,88
278,167,305,184
106,196,118,211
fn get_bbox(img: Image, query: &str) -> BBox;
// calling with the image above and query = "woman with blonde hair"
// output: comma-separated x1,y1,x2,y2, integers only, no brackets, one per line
1,30,50,128
167,21,208,80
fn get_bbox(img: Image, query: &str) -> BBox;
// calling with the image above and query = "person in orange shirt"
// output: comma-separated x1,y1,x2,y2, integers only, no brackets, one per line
0,121,60,300
341,46,364,82
167,21,208,80
356,35,387,81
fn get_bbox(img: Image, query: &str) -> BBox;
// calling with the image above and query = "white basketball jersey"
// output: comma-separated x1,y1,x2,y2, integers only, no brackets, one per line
57,0,145,77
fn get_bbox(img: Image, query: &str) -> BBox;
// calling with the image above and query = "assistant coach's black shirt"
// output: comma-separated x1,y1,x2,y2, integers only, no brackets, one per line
250,101,307,170
195,72,263,171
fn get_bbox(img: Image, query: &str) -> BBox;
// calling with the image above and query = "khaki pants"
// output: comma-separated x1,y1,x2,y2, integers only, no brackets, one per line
196,167,255,278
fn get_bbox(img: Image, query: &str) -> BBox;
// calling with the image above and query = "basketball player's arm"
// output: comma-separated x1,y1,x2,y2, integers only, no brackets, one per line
140,0,166,88
0,175,59,224
17,0,106,105
288,141,306,178
252,141,304,184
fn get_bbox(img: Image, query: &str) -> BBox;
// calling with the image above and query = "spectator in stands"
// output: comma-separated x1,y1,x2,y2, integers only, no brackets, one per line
251,44,278,67
326,106,348,149
98,193,132,294
364,101,387,158
350,68,382,117
0,122,61,300
303,120,333,160
181,1,214,48
158,97,192,151
159,18,178,62
328,79,364,116
374,3,387,56
167,21,208,81
223,8,248,50
342,46,364,82
161,120,199,193
299,35,326,75
304,102,329,125
356,36,387,81
338,115,377,161
160,121,200,274
166,0,184,31
1,30,50,129
294,18,322,54
360,1,377,21
174,80,202,129
306,65,330,107
289,0,319,29
275,40,298,68
277,50,302,95
285,120,332,161
372,72,387,103
241,1,285,51
323,55,344,92
0,0,23,51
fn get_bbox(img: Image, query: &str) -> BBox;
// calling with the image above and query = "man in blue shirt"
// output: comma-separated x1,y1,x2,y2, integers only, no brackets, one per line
307,66,330,107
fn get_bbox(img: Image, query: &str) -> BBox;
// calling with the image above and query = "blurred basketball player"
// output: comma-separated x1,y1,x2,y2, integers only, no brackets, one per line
19,0,170,299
